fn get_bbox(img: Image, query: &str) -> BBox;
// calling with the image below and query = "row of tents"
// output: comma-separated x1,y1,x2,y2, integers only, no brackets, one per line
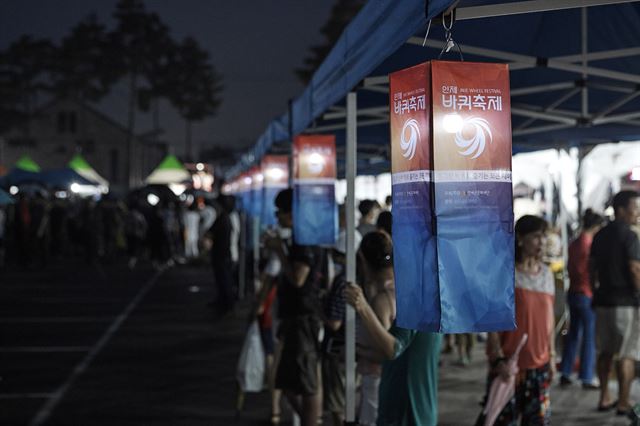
0,154,192,200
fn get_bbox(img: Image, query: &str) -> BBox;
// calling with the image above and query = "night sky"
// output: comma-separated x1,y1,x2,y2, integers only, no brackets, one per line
0,1,334,159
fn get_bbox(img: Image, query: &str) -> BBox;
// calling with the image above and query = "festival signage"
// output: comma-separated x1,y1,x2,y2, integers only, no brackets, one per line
293,135,338,245
261,155,289,227
249,167,263,219
389,62,440,332
389,60,515,333
237,172,252,214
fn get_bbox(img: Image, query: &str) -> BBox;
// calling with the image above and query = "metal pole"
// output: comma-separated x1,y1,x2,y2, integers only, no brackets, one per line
581,7,589,118
345,92,357,424
238,212,247,300
253,216,260,296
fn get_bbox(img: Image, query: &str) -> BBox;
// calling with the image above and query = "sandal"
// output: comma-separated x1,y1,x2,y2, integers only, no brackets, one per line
270,413,281,425
597,400,617,412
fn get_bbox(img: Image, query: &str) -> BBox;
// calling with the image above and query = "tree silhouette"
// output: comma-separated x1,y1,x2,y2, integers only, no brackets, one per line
50,14,120,103
112,0,174,187
165,37,223,161
295,0,365,84
0,36,54,132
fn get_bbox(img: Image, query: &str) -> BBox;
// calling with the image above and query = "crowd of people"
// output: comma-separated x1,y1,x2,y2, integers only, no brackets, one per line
2,182,639,425
243,189,639,426
0,189,238,276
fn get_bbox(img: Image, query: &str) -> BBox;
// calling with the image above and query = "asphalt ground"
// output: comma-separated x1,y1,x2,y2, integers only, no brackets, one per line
1,260,639,425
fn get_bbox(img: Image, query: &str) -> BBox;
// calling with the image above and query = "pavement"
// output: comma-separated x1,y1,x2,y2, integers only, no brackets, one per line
1,259,639,425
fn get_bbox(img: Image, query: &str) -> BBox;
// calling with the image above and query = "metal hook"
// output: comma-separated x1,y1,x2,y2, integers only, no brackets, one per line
422,20,432,47
438,10,464,61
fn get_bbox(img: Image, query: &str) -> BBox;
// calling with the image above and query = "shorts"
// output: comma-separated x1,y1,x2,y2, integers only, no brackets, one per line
596,306,640,360
275,316,321,396
322,352,345,413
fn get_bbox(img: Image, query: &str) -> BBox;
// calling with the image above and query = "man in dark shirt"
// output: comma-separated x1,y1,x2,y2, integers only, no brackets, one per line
590,190,640,414
265,188,323,426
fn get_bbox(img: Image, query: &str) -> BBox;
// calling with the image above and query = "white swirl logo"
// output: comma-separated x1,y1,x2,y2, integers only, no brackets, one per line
400,118,420,160
455,117,492,159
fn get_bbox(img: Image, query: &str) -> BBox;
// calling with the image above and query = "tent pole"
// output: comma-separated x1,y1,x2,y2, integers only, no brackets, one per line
345,92,357,424
581,7,589,118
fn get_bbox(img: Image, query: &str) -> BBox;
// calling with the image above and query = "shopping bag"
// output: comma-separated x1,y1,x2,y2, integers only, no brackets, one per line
236,320,265,392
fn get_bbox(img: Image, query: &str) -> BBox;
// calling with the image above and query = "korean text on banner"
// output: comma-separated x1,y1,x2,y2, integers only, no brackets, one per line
261,155,289,227
389,61,515,334
432,61,515,333
389,62,440,332
293,135,338,245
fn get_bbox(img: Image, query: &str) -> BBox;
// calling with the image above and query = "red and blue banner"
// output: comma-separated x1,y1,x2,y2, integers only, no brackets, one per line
261,155,289,227
390,61,515,333
293,135,338,246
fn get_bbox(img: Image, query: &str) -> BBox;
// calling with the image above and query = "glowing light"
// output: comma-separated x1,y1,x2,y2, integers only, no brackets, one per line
255,173,264,183
307,152,325,174
243,177,252,185
147,193,160,206
70,183,80,193
266,167,285,181
631,167,640,181
9,186,18,195
442,113,463,134
196,163,205,171
55,191,68,199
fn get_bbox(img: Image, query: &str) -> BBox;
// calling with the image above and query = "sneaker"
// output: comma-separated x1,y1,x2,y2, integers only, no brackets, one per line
582,381,600,390
559,376,573,387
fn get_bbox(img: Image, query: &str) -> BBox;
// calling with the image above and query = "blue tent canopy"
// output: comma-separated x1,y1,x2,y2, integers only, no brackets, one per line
229,0,640,178
0,167,97,189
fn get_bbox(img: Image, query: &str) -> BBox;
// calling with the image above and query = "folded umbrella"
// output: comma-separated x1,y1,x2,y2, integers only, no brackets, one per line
483,333,529,426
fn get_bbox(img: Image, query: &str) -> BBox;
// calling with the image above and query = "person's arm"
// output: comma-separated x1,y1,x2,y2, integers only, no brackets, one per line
630,260,640,292
589,256,598,291
548,297,557,378
345,283,396,360
627,233,640,291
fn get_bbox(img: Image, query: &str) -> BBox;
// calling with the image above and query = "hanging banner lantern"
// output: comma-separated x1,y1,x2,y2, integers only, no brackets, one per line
238,172,252,214
389,60,515,333
249,166,263,219
293,135,338,245
261,155,289,227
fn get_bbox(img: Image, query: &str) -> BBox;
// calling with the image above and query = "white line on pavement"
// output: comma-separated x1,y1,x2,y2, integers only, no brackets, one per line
29,270,164,426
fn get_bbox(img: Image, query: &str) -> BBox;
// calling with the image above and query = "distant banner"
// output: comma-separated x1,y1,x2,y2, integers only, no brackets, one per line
237,172,252,214
261,155,289,227
249,167,263,219
293,135,338,245
389,61,515,333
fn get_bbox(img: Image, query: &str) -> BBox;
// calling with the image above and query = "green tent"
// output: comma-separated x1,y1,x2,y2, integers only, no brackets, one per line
145,155,190,184
68,154,109,188
15,155,41,172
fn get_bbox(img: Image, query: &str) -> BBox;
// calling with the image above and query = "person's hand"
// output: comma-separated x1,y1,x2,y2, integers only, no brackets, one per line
344,283,367,314
494,359,511,382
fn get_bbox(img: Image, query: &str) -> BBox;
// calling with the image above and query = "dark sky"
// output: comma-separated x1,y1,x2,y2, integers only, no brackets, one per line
0,1,334,158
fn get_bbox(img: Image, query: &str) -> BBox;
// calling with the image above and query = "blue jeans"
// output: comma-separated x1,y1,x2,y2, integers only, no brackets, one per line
560,292,596,383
